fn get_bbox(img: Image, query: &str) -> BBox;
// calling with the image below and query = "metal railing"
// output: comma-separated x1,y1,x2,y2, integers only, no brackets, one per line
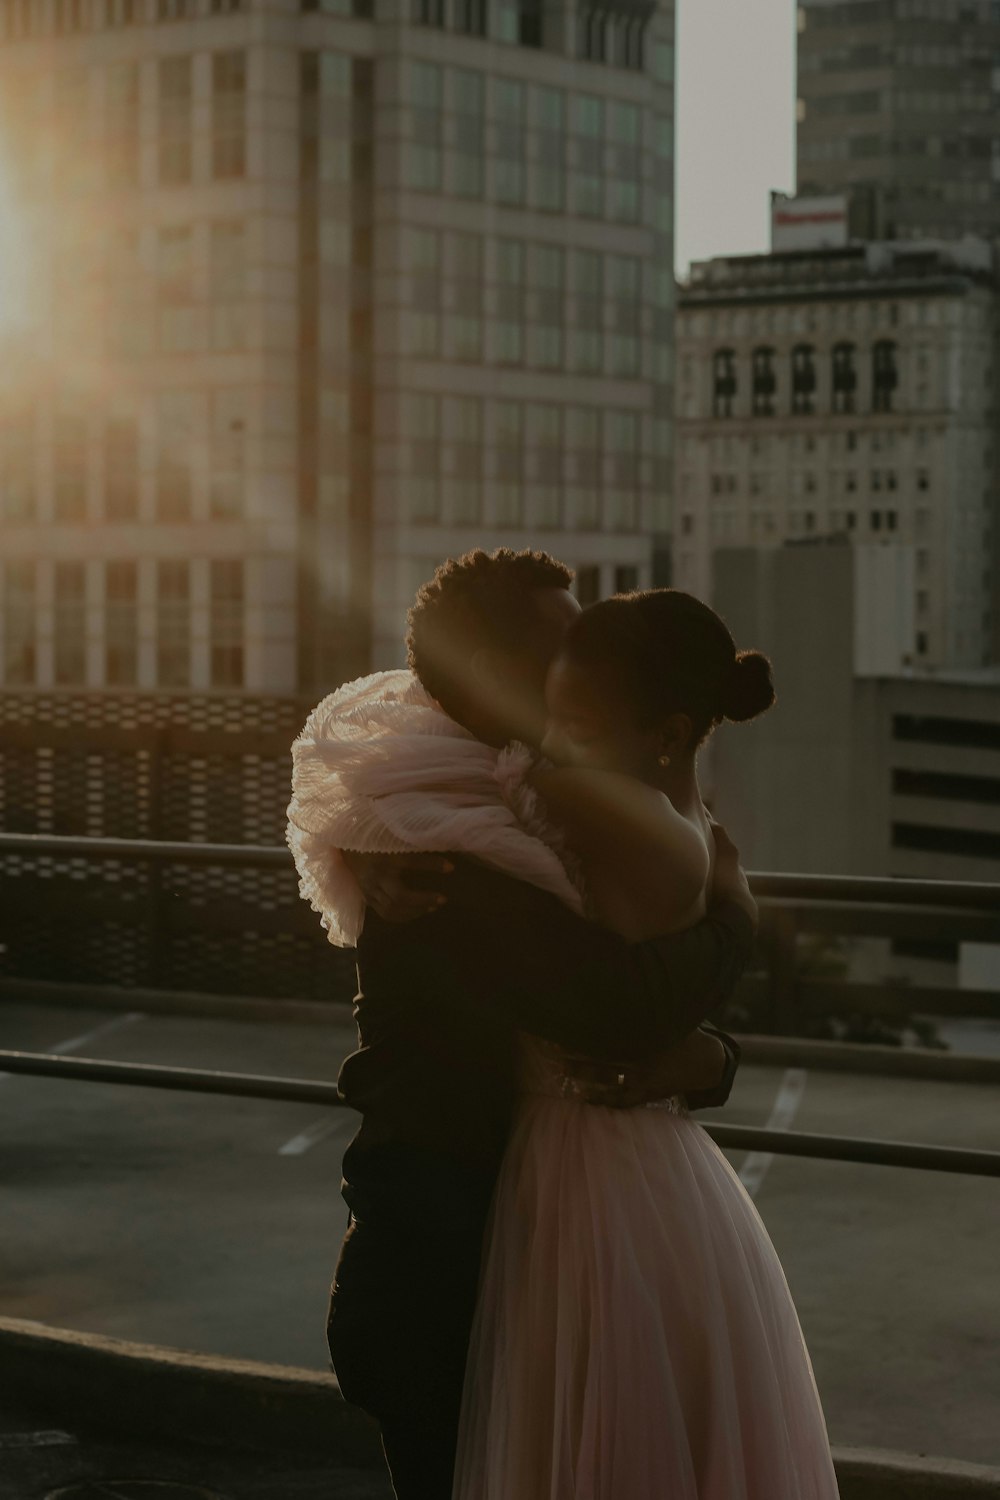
4,829,1000,1025
2,831,1000,1183
2,1046,999,1179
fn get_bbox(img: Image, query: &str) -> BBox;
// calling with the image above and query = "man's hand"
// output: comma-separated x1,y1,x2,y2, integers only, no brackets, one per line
340,850,454,923
709,820,757,931
647,1028,728,1098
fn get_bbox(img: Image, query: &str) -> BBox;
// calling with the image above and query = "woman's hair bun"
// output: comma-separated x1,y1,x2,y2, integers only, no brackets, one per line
723,650,776,723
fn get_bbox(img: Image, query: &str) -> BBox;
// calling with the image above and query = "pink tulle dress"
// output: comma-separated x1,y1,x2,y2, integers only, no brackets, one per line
287,671,840,1500
452,1035,840,1499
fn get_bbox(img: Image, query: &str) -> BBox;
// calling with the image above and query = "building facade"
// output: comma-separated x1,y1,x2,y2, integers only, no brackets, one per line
0,0,677,698
674,237,1000,669
710,543,1000,986
797,0,1000,243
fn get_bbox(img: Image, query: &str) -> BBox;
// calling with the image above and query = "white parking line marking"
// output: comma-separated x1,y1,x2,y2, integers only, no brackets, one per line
50,1011,145,1056
278,1114,345,1156
738,1067,808,1200
0,1429,77,1449
0,1011,144,1081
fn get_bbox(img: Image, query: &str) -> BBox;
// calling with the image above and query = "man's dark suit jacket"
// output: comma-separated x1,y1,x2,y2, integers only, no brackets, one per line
338,860,754,1227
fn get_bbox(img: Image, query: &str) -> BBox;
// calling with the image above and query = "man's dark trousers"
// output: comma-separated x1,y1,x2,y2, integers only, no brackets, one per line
328,1213,486,1500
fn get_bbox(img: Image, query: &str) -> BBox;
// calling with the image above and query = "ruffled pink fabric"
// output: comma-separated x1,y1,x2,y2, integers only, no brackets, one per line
286,670,582,947
454,1068,841,1500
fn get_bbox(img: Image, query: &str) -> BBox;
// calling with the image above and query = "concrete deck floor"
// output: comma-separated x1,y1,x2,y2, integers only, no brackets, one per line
1,998,998,1469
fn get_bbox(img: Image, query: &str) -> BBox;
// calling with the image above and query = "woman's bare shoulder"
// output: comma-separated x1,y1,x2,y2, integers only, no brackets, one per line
530,766,710,889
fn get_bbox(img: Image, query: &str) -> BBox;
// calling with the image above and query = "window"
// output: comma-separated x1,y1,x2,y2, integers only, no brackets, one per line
872,339,897,412
54,412,88,522
529,244,563,369
615,564,639,593
453,0,486,33
832,342,857,414
445,396,482,524
407,393,441,523
496,239,524,365
896,765,1000,806
575,565,600,606
791,343,816,415
3,561,36,684
105,560,137,685
0,406,35,521
527,403,561,528
566,406,600,529
105,417,138,521
210,560,244,687
55,561,87,685
159,226,198,352
407,227,441,357
572,95,604,217
892,822,1000,861
571,249,602,374
493,400,523,526
212,51,246,180
453,71,484,197
409,62,443,191
535,87,564,212
413,0,444,23
449,232,482,360
158,56,192,186
713,349,736,418
157,392,196,520
605,409,639,530
157,560,190,687
518,0,542,44
608,101,640,223
210,391,246,519
107,62,139,190
209,222,246,352
495,80,525,205
607,253,640,377
752,347,776,417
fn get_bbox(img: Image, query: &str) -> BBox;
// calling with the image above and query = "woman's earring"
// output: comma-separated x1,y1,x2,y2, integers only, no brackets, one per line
658,753,671,768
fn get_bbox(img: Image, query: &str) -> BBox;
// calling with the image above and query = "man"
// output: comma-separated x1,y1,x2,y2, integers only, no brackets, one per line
318,550,756,1499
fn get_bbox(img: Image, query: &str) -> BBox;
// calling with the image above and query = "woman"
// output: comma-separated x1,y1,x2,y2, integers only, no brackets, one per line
451,589,840,1500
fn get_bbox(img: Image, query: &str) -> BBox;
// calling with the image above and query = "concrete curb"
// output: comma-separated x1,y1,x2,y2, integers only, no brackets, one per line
0,1317,381,1465
2,1319,999,1495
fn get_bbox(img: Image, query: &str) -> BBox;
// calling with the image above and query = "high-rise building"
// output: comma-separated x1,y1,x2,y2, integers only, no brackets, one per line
797,0,1000,243
674,237,1000,670
0,0,677,696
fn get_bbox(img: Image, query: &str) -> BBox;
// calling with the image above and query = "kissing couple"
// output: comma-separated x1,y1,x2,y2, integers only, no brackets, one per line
287,548,839,1499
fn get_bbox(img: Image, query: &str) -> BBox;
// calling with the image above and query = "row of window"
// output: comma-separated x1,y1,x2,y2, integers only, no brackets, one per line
411,0,653,72
0,0,243,40
403,63,667,224
1,52,247,197
1,559,244,688
0,395,247,525
700,471,932,496
691,427,946,457
711,341,900,418
681,507,909,536
106,220,248,357
803,1,996,27
402,231,657,377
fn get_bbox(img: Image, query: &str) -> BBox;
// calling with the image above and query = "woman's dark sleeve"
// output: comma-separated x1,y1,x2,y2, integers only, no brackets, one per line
436,863,755,1059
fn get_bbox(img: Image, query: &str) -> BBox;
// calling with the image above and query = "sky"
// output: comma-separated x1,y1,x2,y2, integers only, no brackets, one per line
675,0,798,279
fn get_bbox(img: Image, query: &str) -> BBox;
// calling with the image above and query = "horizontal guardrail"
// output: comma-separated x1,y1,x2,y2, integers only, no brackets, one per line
3,832,1000,913
3,1048,999,1181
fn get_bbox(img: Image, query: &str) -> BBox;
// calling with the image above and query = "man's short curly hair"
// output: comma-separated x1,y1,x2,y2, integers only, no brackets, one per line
406,548,574,718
